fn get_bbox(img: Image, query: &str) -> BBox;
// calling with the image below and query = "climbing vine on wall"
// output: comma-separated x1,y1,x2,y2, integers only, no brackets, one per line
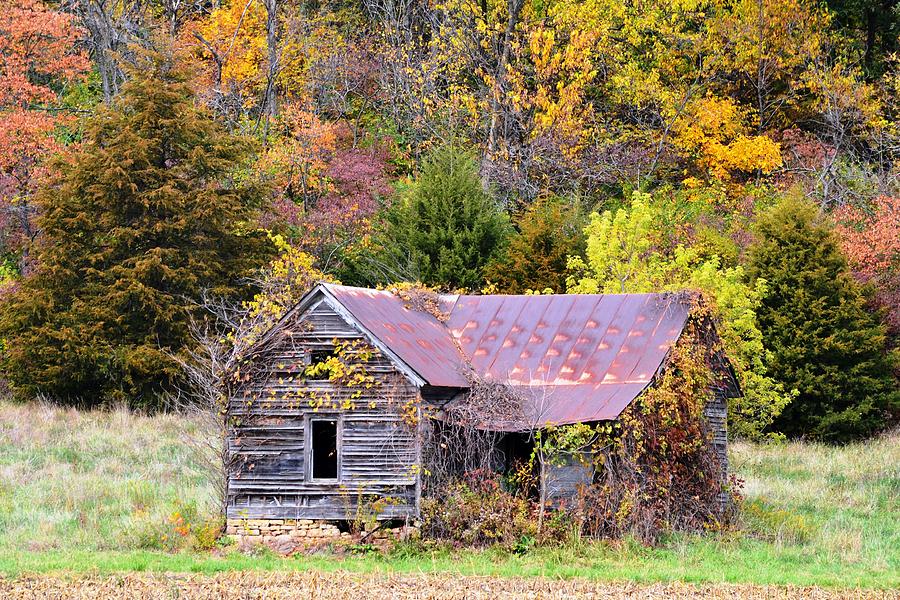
229,336,383,421
576,315,738,543
302,339,380,411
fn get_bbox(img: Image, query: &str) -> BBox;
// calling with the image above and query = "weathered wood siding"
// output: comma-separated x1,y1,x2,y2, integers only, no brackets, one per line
704,389,730,509
227,295,421,521
543,452,593,507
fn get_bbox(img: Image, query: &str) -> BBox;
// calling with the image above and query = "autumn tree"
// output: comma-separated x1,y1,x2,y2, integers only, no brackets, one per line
834,195,900,336
0,0,88,107
825,0,900,75
672,95,782,184
747,194,899,441
0,53,272,408
709,0,829,130
189,0,319,129
71,0,151,104
568,192,792,440
0,0,89,260
258,103,337,210
190,0,271,123
381,144,510,290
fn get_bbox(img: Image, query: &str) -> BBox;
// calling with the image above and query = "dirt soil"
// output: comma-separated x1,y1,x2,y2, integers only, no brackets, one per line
1,572,897,599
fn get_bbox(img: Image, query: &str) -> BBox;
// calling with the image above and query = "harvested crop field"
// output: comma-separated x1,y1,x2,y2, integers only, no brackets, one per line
0,572,896,600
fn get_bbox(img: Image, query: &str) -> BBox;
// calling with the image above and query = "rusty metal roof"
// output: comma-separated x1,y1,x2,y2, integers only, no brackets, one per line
318,284,691,426
445,293,691,426
322,284,470,387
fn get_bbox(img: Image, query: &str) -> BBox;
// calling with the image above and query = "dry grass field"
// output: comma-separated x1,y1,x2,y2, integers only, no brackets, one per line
0,400,897,593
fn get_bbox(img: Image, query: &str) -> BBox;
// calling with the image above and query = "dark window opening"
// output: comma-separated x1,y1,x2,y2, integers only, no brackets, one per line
306,348,335,380
311,419,338,480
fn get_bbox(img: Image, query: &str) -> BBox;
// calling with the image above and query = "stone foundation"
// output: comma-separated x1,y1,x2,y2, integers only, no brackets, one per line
225,519,419,554
226,519,345,539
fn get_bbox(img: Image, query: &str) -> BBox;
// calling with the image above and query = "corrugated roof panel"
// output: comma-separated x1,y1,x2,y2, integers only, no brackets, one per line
448,294,505,361
311,284,692,429
577,295,648,386
467,296,530,372
538,295,602,383
602,296,665,385
447,293,689,426
510,295,580,384
485,296,554,379
628,300,690,383
550,295,622,383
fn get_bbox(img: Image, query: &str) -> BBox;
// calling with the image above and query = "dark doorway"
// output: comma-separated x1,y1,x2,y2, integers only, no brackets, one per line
311,419,338,480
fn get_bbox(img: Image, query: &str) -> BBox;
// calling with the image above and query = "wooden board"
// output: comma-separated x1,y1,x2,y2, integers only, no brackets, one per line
226,294,422,521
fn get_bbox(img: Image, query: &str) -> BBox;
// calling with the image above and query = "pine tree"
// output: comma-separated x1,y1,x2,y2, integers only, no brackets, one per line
384,145,510,290
484,195,587,293
747,195,899,441
0,52,272,408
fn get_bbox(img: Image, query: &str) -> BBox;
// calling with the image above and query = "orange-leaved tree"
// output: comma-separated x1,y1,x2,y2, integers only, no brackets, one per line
0,0,89,258
835,196,900,335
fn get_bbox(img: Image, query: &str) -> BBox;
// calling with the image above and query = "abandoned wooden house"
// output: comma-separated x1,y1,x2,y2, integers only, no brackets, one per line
226,283,738,530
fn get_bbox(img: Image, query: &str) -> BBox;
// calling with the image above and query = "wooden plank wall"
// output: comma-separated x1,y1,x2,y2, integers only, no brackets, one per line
543,452,593,507
704,390,730,509
227,296,421,521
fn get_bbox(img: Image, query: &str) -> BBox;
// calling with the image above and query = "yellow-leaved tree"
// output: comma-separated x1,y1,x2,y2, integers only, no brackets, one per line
707,0,830,130
567,192,792,439
242,233,335,344
192,0,269,105
673,95,782,182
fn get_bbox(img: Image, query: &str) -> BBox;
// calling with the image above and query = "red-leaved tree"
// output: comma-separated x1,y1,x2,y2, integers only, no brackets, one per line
834,195,900,336
0,0,89,259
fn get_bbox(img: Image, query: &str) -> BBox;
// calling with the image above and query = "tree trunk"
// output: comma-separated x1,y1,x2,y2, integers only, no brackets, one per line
865,6,877,72
261,0,280,136
755,0,767,133
73,0,148,104
486,0,525,155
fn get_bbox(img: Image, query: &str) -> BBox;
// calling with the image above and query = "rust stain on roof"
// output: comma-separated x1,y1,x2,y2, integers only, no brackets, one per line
321,284,691,426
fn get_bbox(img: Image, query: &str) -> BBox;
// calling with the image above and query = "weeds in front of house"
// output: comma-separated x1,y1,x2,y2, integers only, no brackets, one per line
421,469,536,549
0,400,897,587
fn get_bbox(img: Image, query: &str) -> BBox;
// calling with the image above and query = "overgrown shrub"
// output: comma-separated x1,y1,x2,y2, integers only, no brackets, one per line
421,469,535,548
573,318,736,543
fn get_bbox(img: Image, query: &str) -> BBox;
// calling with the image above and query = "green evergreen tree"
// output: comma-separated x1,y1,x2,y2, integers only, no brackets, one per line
0,53,272,408
484,195,587,293
747,195,899,441
383,145,510,290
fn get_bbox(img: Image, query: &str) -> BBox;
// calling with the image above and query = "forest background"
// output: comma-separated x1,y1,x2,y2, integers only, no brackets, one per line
0,0,898,443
